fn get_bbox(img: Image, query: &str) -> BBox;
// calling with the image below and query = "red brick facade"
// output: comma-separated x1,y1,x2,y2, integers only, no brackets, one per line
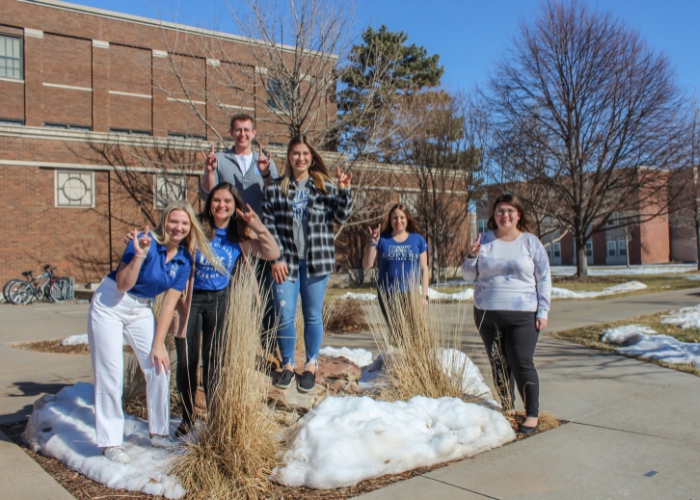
0,0,336,285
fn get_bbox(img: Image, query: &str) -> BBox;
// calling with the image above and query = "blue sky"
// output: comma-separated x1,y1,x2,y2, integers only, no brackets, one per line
67,0,700,96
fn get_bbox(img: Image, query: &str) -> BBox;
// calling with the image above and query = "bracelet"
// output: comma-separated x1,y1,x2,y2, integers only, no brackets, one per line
369,242,378,248
261,171,271,178
134,255,146,260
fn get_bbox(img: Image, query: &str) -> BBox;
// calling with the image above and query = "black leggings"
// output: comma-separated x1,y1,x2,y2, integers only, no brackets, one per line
175,288,227,426
474,308,540,417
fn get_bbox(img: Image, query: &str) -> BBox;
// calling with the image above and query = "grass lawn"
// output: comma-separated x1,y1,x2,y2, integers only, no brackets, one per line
551,310,700,377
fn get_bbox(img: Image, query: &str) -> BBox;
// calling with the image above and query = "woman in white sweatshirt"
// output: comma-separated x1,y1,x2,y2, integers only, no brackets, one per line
461,194,551,433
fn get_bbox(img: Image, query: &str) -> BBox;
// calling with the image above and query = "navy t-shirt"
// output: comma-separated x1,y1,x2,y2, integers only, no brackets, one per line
376,233,429,292
193,228,242,291
107,233,193,299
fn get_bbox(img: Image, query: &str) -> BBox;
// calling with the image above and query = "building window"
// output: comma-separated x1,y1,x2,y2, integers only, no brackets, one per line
55,171,94,208
154,175,187,209
606,213,619,227
618,240,627,257
607,241,617,257
0,35,22,80
477,219,488,233
585,241,593,257
0,118,23,126
267,77,296,111
45,122,92,131
553,242,561,258
168,132,206,141
110,128,152,136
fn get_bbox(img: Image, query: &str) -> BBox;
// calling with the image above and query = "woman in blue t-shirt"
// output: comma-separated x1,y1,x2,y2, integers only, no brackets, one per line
363,203,430,328
87,201,218,464
175,182,279,436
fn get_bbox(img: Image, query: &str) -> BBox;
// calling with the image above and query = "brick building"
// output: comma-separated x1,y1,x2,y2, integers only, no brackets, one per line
0,0,337,285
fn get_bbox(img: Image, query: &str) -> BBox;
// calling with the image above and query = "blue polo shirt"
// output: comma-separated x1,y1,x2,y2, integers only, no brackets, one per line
377,233,429,292
107,233,193,299
193,228,242,291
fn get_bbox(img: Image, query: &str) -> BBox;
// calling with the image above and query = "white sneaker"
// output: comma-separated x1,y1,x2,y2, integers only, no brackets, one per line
103,446,131,464
150,434,175,449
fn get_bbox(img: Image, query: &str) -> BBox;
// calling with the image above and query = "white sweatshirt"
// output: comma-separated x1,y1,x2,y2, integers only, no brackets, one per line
461,232,551,319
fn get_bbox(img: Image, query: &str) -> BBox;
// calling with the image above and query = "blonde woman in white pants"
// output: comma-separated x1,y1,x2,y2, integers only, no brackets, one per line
87,201,217,464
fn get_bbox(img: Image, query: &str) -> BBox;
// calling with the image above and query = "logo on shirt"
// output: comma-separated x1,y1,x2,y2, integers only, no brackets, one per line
293,189,309,220
385,245,415,261
169,263,179,279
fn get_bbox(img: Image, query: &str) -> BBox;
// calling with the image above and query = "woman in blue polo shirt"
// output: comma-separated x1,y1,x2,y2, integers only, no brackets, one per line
363,203,430,332
87,201,218,464
175,182,279,436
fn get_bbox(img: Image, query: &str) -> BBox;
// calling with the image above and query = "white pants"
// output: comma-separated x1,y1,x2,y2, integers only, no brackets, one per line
87,278,170,447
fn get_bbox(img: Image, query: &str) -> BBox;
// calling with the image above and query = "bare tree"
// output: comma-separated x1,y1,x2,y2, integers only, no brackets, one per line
396,91,485,282
486,1,688,276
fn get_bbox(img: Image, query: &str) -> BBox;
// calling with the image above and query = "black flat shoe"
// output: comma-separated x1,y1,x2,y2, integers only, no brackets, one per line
298,370,316,393
518,421,540,434
277,369,295,389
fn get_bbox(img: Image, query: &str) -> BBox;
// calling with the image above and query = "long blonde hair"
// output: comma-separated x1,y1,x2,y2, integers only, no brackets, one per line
280,135,333,197
152,200,224,273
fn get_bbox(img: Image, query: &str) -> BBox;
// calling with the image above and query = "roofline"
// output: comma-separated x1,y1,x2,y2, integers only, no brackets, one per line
18,0,338,59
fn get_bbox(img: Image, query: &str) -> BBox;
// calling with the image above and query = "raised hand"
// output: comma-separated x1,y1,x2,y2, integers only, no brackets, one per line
256,143,271,177
133,226,152,258
368,223,381,245
336,166,352,189
236,203,265,233
468,233,482,258
201,143,217,173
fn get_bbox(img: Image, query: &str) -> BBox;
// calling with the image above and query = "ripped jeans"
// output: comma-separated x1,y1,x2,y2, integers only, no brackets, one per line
273,260,329,368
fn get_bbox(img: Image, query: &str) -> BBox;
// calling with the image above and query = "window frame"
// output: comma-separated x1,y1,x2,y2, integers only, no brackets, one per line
552,242,561,258
618,239,627,257
55,170,95,208
153,174,188,209
0,34,23,80
607,240,617,257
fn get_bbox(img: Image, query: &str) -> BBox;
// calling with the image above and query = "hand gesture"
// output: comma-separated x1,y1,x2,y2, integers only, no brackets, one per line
336,166,352,189
236,203,265,233
150,342,170,375
256,143,271,177
368,223,381,245
468,233,482,258
131,226,151,258
271,261,289,284
201,143,217,173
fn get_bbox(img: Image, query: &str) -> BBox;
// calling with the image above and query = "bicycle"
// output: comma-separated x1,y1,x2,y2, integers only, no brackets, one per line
4,265,72,305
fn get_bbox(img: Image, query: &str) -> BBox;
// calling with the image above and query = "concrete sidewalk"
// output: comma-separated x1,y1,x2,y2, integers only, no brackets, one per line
1,288,699,498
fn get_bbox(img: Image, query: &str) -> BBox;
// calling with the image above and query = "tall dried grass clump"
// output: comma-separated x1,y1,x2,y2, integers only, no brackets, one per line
173,258,278,499
324,298,368,333
369,286,488,403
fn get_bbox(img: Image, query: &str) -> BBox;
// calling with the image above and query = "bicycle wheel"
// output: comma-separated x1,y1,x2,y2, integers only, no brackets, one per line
8,282,34,305
3,279,22,302
49,279,70,303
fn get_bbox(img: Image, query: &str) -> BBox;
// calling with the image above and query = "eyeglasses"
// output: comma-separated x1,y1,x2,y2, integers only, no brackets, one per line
496,208,518,216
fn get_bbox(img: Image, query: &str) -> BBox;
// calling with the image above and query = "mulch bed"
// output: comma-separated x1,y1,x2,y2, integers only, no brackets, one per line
12,339,90,354
1,412,561,499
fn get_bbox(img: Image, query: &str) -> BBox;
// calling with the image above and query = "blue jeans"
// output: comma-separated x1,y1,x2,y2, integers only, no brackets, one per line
273,260,329,368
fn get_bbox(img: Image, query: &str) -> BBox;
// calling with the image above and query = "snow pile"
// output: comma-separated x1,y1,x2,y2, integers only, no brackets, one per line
337,292,377,301
552,280,646,299
23,383,185,499
339,288,474,302
271,395,515,488
428,288,474,301
661,304,700,329
601,325,700,366
319,346,374,367
435,348,495,404
551,264,696,276
61,334,89,346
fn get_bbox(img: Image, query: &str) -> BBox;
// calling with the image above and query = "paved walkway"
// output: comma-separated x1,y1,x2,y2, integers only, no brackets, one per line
1,288,699,499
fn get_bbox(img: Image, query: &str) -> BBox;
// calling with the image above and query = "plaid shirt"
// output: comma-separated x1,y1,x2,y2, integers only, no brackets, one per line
263,180,352,281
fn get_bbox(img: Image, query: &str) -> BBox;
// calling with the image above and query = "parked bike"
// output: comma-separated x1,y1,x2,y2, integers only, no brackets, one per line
3,265,72,305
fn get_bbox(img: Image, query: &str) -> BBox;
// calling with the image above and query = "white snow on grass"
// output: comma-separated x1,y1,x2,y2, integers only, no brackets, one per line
61,334,89,346
270,395,515,489
319,346,373,367
428,288,474,301
551,280,647,299
601,325,700,366
660,304,700,330
337,292,377,301
551,264,697,276
27,350,510,492
23,382,185,499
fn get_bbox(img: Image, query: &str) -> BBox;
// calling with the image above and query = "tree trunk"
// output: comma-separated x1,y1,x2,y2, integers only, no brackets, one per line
575,238,589,277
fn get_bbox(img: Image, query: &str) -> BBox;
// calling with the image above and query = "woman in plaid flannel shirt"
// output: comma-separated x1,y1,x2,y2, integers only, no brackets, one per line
263,135,353,393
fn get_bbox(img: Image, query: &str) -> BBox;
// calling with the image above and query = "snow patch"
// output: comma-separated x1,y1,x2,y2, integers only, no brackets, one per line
271,395,515,489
